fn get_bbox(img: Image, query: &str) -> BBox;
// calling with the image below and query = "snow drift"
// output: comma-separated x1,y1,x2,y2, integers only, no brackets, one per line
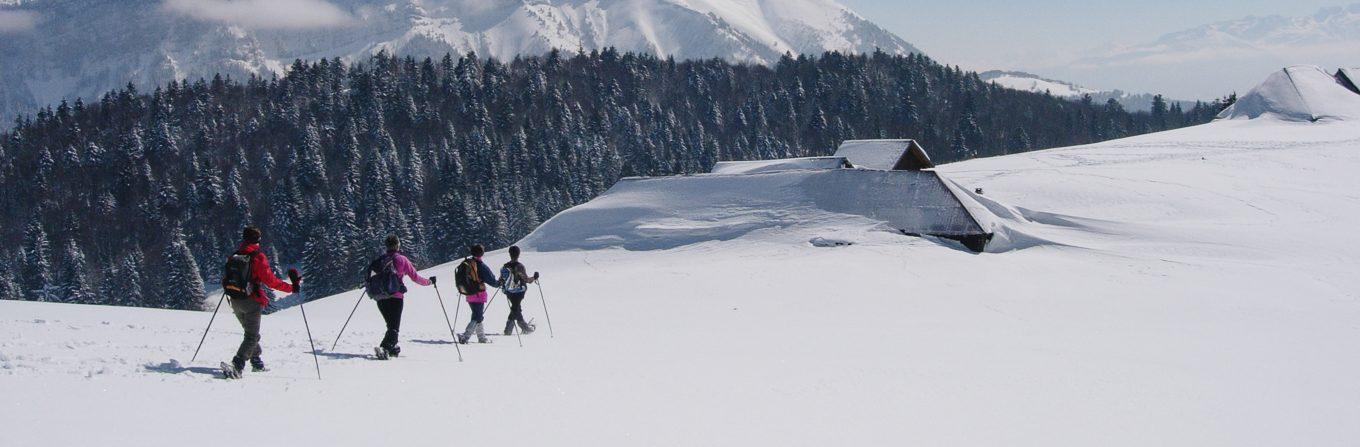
710,157,850,175
1217,65,1360,122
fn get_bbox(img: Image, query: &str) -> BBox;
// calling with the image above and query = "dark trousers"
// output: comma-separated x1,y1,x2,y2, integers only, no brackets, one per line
468,301,485,323
229,297,263,363
376,298,404,349
505,292,528,331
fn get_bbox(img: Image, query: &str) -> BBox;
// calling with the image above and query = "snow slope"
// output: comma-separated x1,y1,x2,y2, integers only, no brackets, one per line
5,83,1360,445
0,0,917,125
978,70,1195,112
982,71,1101,98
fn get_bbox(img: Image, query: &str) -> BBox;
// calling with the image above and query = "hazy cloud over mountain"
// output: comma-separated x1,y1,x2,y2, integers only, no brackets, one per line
1039,4,1360,99
161,0,355,30
0,9,37,33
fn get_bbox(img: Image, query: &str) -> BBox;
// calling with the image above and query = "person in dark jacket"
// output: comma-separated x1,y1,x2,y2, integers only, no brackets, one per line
457,244,500,344
498,245,539,335
223,227,300,376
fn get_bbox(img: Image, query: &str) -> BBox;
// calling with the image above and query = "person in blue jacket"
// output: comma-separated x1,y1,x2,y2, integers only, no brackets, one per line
456,244,500,344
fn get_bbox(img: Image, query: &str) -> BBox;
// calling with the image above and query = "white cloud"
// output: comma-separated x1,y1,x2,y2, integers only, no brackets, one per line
0,10,38,34
161,0,354,30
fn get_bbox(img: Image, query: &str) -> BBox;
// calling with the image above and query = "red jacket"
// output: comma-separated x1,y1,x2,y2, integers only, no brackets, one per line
235,242,293,306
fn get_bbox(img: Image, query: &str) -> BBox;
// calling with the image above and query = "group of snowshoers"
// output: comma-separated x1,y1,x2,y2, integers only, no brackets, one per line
219,226,539,378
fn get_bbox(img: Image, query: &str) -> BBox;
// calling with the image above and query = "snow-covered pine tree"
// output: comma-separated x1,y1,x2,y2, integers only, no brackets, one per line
102,248,146,307
0,256,19,301
158,229,206,310
57,240,93,304
302,200,351,298
21,216,52,302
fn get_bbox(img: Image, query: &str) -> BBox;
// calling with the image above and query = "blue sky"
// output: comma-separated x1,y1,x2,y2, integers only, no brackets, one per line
841,0,1355,97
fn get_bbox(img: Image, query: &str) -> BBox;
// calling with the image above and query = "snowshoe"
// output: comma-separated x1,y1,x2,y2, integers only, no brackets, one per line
374,347,389,360
221,362,242,379
478,336,492,344
457,334,470,344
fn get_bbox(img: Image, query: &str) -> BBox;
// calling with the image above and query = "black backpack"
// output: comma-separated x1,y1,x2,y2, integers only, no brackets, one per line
365,253,405,300
454,257,483,295
222,250,258,300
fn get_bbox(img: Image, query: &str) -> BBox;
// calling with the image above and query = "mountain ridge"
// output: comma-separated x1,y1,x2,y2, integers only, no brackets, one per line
0,0,919,125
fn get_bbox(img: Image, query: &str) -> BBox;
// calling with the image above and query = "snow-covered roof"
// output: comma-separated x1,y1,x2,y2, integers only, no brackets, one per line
1218,65,1360,122
518,169,991,252
710,157,850,175
834,139,934,171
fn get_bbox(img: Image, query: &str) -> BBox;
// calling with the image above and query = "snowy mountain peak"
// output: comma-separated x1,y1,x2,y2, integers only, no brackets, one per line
0,0,919,124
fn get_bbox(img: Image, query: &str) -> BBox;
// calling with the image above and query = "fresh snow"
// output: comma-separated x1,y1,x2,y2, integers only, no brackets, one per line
4,70,1360,445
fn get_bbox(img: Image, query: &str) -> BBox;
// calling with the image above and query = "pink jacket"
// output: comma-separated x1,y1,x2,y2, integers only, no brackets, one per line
390,251,431,299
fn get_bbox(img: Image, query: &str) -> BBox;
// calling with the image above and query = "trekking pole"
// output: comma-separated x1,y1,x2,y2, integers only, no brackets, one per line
432,284,464,362
299,298,323,380
190,291,228,363
486,288,502,310
330,289,368,351
514,319,523,348
536,282,555,338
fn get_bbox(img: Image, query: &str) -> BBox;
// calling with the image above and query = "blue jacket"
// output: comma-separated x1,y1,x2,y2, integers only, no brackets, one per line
474,259,500,289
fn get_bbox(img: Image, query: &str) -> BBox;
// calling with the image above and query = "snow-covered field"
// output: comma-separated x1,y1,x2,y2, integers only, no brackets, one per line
4,71,1360,445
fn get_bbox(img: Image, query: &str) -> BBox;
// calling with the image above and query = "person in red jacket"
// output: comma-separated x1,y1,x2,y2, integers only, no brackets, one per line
224,227,301,376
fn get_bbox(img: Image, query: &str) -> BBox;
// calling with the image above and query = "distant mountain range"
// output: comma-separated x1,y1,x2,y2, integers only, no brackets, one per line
978,71,1198,112
1040,3,1360,99
0,0,919,125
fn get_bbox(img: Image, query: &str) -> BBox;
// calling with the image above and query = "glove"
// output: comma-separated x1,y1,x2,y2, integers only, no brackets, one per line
430,276,438,285
533,272,540,279
288,268,302,293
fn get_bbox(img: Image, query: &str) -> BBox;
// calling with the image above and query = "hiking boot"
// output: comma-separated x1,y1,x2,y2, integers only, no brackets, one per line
231,357,247,374
478,336,491,344
385,345,401,358
457,334,470,344
250,357,267,372
504,320,516,336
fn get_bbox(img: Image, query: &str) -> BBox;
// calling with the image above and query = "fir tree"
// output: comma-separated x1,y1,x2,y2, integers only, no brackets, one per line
21,216,52,301
158,229,206,310
57,240,93,304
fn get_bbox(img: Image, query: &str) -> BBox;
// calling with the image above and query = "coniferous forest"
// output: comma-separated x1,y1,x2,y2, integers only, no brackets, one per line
0,49,1230,310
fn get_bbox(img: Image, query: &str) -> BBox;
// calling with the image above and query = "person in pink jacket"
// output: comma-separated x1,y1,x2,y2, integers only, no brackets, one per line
366,235,433,358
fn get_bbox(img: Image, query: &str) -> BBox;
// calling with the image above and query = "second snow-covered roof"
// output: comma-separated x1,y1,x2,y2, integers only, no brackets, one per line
1219,65,1360,122
834,139,935,171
